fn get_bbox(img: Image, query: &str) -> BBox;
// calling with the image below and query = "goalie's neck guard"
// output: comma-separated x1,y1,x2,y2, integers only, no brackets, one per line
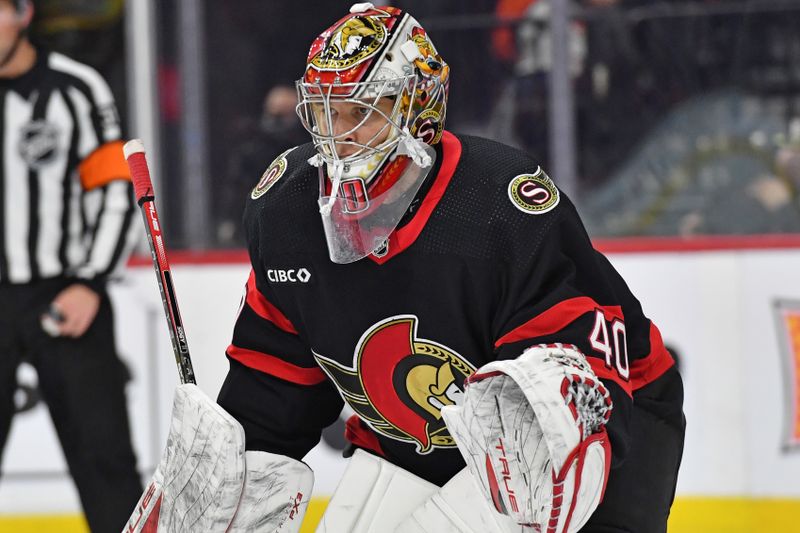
309,142,436,264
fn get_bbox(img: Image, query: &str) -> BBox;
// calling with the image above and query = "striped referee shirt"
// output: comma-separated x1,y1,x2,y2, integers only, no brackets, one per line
0,48,136,287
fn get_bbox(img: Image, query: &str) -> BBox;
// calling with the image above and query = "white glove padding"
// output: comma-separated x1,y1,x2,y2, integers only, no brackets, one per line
228,451,314,532
395,468,523,533
440,344,613,533
124,383,246,532
317,448,438,532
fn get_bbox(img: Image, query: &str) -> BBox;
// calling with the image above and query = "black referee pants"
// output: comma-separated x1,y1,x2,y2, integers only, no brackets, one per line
582,366,686,533
0,277,143,533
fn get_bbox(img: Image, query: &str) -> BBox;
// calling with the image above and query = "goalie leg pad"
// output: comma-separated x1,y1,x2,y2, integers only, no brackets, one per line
316,449,438,533
394,468,521,533
227,451,314,532
124,383,246,533
441,344,613,533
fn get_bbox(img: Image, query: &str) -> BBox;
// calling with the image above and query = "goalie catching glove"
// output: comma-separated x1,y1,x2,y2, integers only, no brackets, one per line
440,344,613,533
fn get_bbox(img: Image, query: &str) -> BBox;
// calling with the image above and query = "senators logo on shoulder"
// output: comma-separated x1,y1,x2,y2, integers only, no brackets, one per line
508,168,560,215
251,148,294,199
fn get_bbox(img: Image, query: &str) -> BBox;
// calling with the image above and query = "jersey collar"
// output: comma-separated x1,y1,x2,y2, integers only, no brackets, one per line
367,130,462,265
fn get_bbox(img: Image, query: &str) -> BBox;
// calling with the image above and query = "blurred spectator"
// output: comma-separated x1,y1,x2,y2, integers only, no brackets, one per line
776,121,800,191
217,84,306,246
580,89,800,237
488,0,600,167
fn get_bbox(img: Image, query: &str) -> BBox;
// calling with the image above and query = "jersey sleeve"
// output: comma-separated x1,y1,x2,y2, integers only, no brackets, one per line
69,68,136,289
218,248,343,460
492,194,674,467
74,142,137,289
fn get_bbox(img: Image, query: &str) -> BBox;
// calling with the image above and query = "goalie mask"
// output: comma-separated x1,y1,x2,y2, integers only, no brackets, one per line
296,2,449,263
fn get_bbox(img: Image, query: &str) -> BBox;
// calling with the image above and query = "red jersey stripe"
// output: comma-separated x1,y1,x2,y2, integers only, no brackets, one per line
494,297,674,392
629,323,675,390
494,296,623,347
246,270,299,334
227,344,326,385
370,131,462,265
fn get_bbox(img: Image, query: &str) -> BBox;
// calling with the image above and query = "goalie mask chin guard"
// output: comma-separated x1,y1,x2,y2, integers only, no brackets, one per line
296,2,449,263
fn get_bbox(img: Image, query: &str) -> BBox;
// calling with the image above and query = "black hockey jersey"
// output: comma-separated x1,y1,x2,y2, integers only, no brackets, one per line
217,131,675,487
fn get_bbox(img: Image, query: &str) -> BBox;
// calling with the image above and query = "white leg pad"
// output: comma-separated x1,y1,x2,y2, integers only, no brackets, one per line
124,383,245,533
228,451,314,532
316,449,438,533
395,468,521,533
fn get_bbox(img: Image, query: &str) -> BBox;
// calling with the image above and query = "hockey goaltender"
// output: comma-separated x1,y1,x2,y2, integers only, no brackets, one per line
125,3,685,532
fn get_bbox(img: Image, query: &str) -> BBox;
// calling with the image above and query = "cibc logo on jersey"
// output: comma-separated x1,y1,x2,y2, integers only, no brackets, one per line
267,268,311,283
507,168,560,215
313,315,475,454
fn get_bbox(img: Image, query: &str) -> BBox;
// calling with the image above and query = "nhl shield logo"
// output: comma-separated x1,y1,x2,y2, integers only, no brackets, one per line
508,168,560,215
313,315,475,454
18,120,61,169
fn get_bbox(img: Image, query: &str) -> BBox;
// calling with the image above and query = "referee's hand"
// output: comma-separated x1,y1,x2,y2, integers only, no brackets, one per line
45,284,101,338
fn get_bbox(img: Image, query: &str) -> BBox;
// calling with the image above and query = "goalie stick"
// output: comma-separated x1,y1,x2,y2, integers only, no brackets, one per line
125,141,195,384
122,140,246,532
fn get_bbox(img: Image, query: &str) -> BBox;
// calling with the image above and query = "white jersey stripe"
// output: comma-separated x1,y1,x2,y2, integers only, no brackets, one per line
66,86,98,160
49,52,120,141
5,91,32,282
65,178,84,268
36,91,73,278
85,179,129,276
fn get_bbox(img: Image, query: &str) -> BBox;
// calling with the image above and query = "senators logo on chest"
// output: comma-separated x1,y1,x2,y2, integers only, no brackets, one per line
313,315,475,454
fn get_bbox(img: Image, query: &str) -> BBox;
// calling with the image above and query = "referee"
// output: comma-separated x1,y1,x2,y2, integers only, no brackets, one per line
0,1,143,531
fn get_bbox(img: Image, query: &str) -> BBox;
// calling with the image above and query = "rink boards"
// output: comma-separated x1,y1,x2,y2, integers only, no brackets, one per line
1,240,800,532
